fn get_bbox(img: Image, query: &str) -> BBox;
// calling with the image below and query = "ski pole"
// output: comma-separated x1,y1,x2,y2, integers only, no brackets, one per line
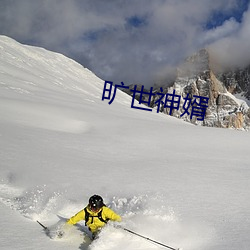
122,227,180,250
37,220,48,231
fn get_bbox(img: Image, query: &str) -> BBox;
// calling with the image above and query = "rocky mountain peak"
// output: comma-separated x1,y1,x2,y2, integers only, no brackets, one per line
123,48,250,130
177,48,210,78
216,66,250,101
171,49,250,129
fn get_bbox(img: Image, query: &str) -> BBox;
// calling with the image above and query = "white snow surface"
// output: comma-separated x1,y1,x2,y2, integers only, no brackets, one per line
0,35,250,250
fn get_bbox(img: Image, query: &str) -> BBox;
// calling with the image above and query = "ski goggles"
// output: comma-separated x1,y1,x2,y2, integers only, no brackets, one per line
89,205,101,212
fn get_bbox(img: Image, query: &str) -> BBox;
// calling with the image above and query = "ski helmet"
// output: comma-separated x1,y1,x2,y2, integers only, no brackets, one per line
89,195,104,210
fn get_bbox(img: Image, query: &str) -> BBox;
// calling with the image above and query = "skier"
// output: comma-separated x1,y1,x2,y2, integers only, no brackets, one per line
66,194,121,239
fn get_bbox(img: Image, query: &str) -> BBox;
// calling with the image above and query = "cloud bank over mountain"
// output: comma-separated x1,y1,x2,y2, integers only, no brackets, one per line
0,0,249,86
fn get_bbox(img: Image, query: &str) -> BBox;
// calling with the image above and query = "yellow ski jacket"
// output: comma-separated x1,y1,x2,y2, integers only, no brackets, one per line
67,206,121,233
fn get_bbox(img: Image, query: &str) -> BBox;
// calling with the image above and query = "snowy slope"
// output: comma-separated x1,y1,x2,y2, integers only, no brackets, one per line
0,36,250,250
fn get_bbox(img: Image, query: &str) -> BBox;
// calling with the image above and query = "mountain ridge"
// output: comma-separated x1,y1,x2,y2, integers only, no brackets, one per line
123,48,250,130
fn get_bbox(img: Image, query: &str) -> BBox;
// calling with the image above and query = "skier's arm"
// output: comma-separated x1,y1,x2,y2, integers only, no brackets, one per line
104,207,122,222
67,209,85,225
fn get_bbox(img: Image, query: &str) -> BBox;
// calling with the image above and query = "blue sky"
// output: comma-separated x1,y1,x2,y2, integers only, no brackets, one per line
0,0,249,86
206,0,249,28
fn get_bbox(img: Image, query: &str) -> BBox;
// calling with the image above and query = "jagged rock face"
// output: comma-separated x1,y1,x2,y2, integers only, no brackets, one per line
170,50,250,129
122,49,250,130
157,49,250,130
168,50,250,129
216,66,250,100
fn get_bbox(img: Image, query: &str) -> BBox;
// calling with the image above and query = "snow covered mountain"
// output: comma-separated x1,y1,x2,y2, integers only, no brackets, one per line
217,65,250,102
123,49,250,130
0,36,250,250
172,49,250,129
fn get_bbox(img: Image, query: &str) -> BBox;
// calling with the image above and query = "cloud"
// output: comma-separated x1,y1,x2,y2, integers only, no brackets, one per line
209,3,250,69
0,0,249,86
200,18,240,45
